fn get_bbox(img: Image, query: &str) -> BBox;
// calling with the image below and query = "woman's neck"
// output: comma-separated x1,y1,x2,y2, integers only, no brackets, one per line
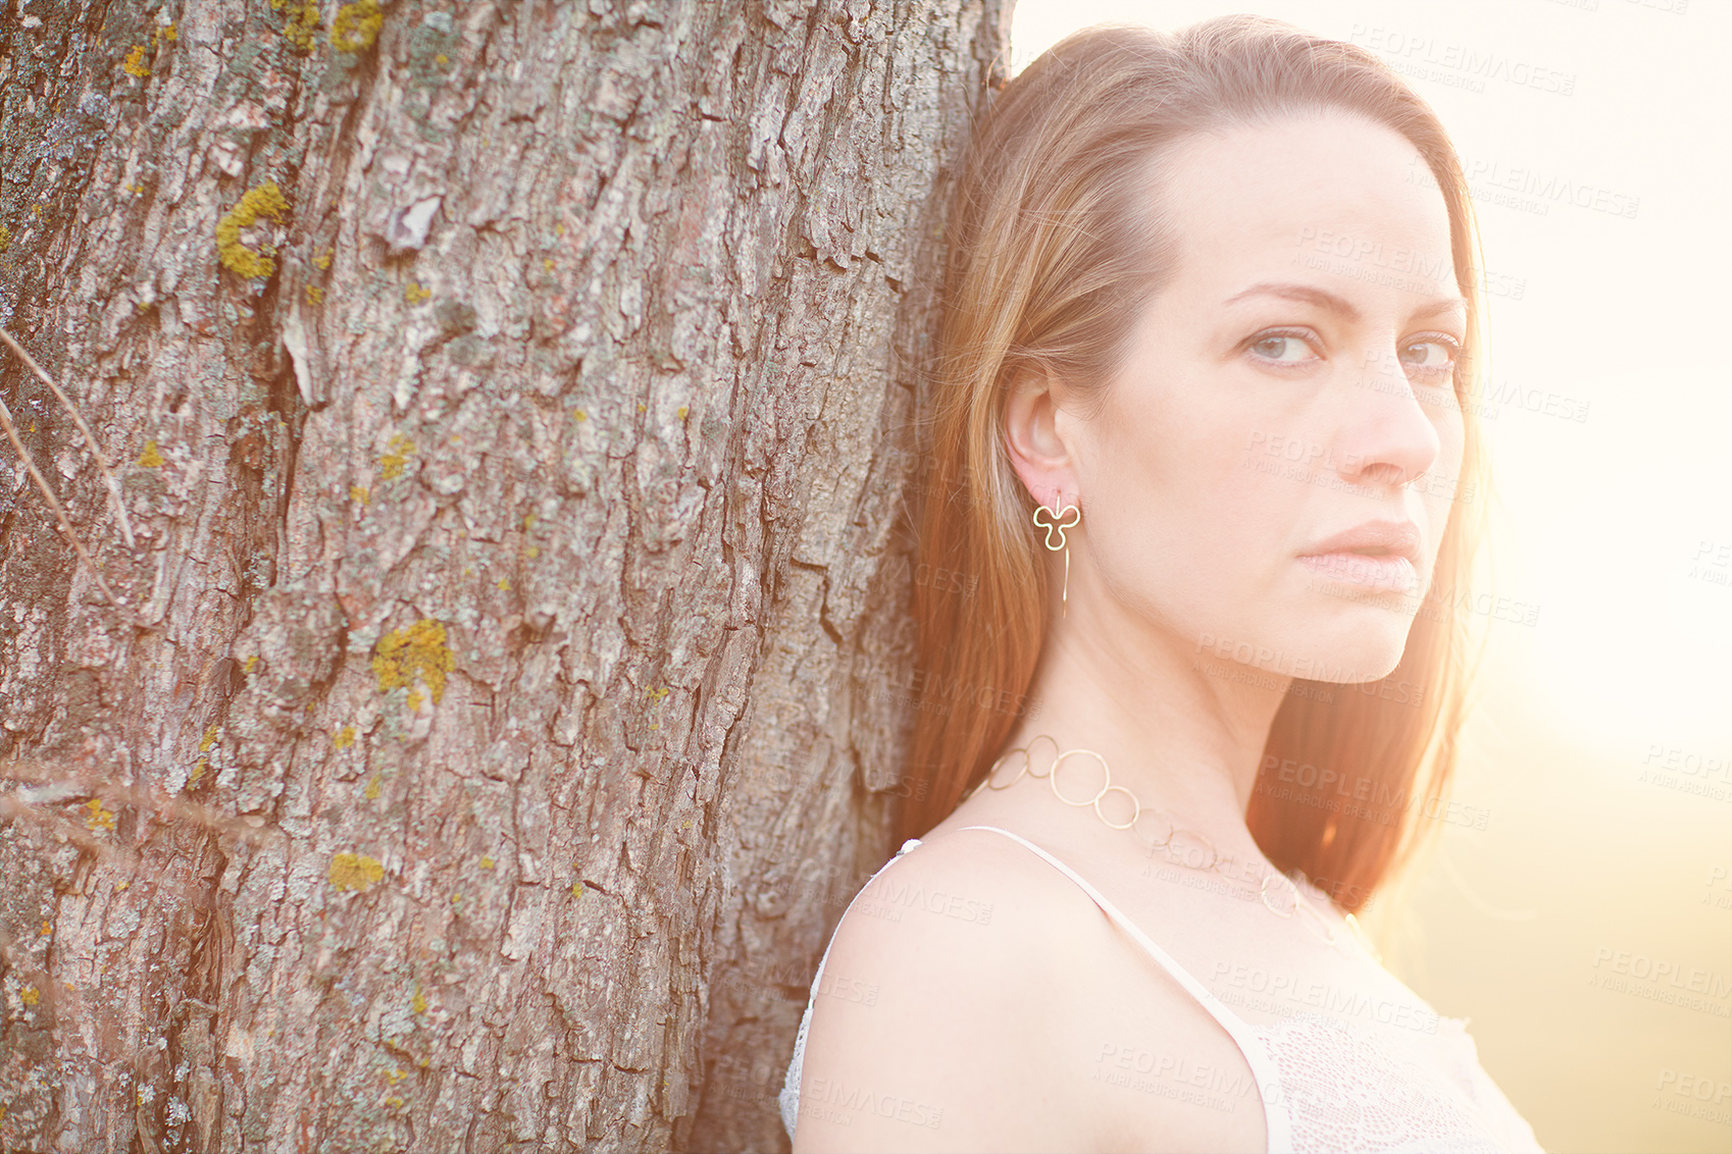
1002,604,1292,858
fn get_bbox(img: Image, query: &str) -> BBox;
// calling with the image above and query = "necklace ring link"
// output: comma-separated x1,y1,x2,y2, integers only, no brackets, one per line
1050,748,1110,807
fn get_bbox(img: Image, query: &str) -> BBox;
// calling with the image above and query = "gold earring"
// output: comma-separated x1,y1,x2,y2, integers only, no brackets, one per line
1030,494,1081,617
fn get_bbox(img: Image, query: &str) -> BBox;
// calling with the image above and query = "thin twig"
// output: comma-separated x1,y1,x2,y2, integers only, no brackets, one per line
0,325,136,548
0,360,151,630
2,756,286,852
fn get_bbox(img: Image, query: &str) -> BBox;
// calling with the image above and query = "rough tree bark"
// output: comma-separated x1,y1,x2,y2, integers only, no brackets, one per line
0,1,1008,1150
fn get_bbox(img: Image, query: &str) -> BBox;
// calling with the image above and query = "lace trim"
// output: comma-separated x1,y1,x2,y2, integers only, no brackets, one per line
1252,1012,1543,1153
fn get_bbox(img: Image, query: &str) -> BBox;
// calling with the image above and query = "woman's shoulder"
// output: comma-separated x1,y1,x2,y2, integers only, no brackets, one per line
790,826,1156,1151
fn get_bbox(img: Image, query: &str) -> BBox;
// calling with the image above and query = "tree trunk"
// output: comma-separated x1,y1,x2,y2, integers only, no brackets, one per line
0,1,1007,1150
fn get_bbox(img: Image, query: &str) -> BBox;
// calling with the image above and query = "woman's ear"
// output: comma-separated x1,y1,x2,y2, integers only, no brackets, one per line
1002,363,1080,507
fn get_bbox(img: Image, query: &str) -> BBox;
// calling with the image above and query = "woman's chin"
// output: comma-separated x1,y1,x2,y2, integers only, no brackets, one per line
1265,620,1411,684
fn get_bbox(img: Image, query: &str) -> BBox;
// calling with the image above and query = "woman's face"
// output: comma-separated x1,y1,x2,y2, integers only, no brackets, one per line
1060,110,1467,684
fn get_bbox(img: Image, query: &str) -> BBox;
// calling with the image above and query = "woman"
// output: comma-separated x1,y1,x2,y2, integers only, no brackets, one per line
780,16,1543,1153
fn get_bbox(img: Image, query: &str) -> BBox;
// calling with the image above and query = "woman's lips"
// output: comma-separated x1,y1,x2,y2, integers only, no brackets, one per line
1298,551,1418,592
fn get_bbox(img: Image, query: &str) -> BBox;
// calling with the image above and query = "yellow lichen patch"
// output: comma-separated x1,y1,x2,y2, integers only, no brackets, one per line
333,724,356,749
349,485,370,504
304,284,324,305
185,758,207,790
0,225,11,253
122,45,150,77
40,921,51,935
542,258,555,272
677,405,689,420
572,409,588,422
479,856,495,870
495,578,510,591
435,53,449,65
328,852,384,892
281,0,320,51
363,773,381,800
331,0,384,51
19,987,39,1007
244,654,259,672
217,181,292,279
154,23,177,44
371,618,456,705
200,725,220,753
524,546,539,559
314,246,334,270
84,798,116,834
410,988,426,1014
137,440,165,467
377,433,415,481
404,280,431,304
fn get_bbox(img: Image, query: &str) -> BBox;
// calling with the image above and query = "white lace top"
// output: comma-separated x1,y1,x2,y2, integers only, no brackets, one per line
780,825,1545,1152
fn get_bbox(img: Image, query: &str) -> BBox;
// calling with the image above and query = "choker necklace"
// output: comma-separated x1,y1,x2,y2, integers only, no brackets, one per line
962,734,1381,960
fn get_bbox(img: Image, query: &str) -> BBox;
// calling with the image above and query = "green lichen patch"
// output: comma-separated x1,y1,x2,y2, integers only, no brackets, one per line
328,852,384,892
217,181,292,279
371,619,456,705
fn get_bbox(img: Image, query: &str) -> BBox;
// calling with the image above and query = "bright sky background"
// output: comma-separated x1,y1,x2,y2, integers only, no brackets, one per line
1009,5,1730,1151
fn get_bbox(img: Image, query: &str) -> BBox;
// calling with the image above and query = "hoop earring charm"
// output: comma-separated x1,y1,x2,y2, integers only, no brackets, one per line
1030,493,1081,617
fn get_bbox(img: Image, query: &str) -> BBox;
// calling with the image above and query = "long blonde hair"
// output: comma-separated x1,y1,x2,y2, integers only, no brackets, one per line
895,17,1491,912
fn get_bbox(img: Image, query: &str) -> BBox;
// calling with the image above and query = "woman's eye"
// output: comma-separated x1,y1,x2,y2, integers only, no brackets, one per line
1248,331,1318,365
1399,336,1459,375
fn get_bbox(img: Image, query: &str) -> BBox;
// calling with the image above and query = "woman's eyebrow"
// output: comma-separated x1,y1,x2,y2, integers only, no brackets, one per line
1223,281,1467,322
1225,281,1361,320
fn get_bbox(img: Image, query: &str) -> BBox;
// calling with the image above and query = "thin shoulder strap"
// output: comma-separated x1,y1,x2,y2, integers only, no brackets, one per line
800,836,925,1001
957,824,1294,1153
